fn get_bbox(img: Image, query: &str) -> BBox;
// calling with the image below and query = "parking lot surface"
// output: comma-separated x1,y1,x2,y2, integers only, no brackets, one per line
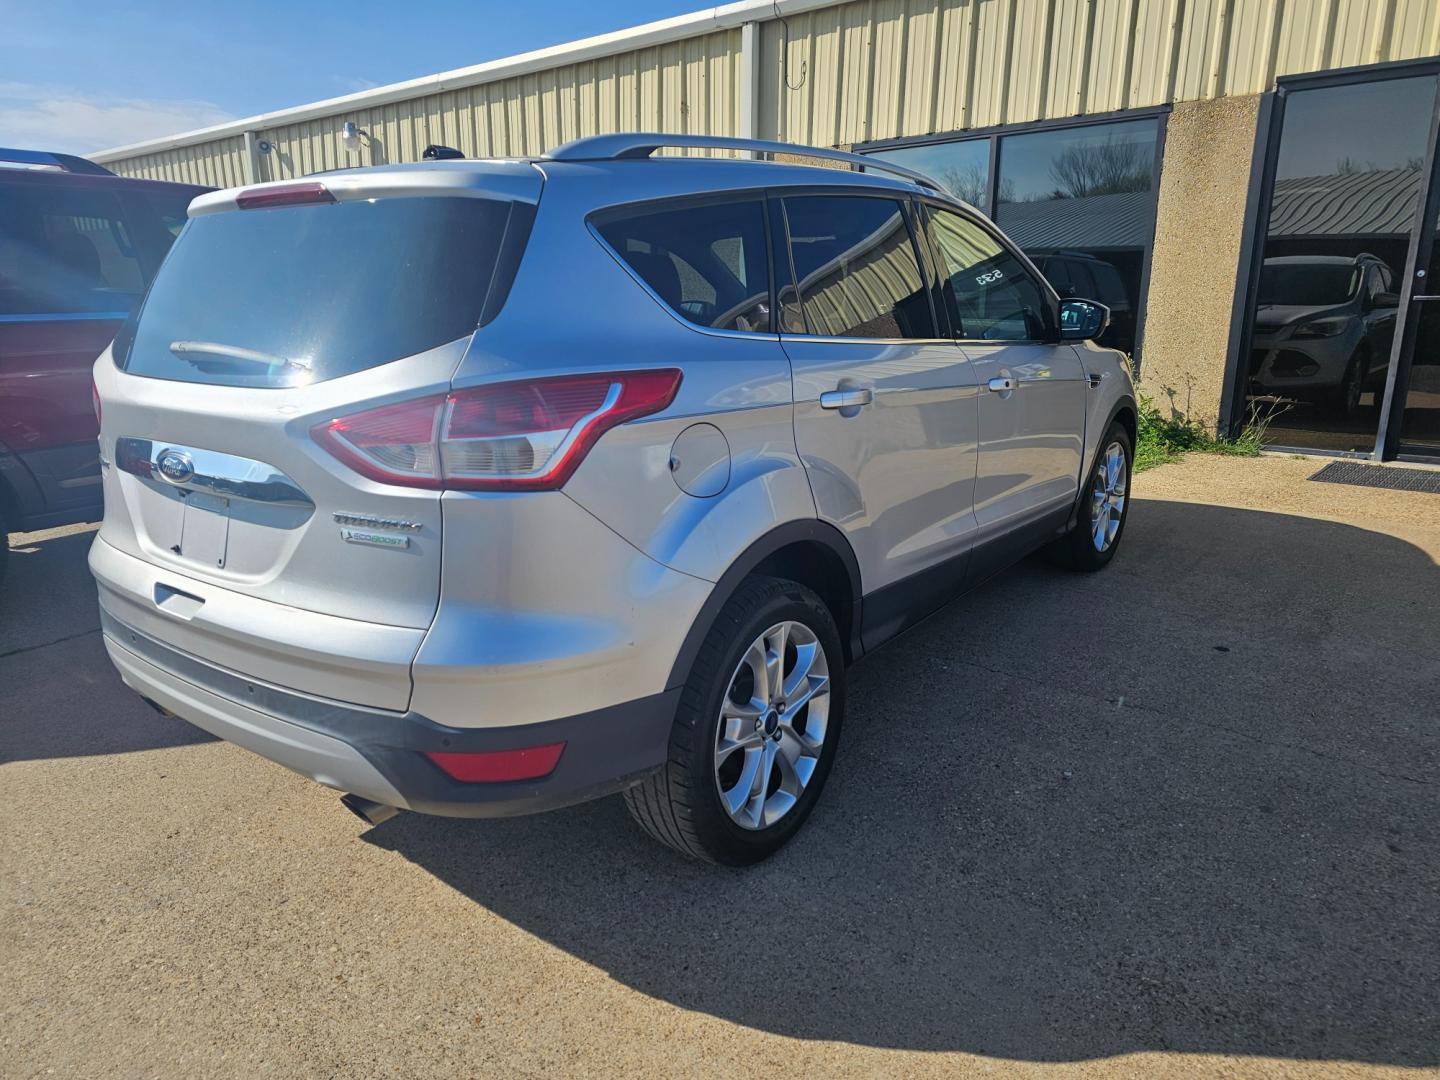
2,454,1437,1079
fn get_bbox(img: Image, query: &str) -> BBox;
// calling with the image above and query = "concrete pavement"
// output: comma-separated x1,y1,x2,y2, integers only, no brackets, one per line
2,455,1437,1078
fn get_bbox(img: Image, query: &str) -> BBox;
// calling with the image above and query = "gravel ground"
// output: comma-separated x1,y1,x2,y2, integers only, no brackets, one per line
2,454,1437,1079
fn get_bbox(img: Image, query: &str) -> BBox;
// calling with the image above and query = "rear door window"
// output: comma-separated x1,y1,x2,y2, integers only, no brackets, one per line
1089,259,1127,309
122,196,515,387
1046,257,1096,301
593,196,771,333
0,183,147,316
779,194,935,339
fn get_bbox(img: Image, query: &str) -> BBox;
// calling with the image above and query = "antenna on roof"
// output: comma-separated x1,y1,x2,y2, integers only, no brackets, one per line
423,144,465,161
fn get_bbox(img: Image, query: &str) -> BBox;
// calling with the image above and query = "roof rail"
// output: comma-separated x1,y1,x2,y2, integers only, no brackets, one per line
0,147,114,176
544,133,942,193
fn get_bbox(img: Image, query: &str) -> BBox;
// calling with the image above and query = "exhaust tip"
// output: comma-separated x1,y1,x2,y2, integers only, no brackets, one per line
340,793,399,827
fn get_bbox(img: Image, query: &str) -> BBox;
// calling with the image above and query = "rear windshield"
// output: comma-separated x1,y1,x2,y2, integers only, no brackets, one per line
122,196,513,387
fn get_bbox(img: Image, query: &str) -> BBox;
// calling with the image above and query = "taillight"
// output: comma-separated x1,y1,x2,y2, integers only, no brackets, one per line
312,369,682,491
236,181,335,210
91,379,101,426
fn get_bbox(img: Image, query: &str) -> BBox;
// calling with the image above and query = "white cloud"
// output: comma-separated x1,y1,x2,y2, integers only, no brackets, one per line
0,81,236,156
336,76,381,94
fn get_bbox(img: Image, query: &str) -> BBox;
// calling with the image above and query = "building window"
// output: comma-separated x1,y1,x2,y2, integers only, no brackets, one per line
864,112,1165,361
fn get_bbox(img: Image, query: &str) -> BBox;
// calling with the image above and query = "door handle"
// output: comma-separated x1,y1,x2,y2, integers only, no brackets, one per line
987,376,1016,393
820,388,873,410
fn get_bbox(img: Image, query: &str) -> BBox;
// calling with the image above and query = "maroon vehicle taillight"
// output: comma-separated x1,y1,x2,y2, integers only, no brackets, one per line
311,370,682,492
235,182,335,210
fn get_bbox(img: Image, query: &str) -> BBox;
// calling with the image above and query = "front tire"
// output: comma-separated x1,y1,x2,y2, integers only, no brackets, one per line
1052,421,1132,571
1324,349,1366,418
625,576,846,866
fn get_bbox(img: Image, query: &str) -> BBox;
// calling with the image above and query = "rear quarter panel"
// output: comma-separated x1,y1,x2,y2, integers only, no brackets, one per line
454,163,816,585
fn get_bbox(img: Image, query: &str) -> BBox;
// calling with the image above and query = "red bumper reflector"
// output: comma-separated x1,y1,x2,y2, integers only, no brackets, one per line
424,743,565,783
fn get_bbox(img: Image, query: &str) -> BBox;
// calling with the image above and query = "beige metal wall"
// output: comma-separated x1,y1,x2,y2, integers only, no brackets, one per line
759,0,1440,146
107,136,249,187
106,29,742,184
101,0,1440,183
255,28,741,179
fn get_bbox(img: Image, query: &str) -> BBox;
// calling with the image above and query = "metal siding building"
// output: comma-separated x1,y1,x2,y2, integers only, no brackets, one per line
93,0,1440,184
88,0,1440,459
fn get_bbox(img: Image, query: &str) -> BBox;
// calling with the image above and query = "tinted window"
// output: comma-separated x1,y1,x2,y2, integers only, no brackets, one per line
1045,257,1096,300
994,118,1157,355
124,196,512,387
869,138,990,207
0,182,185,316
1243,74,1435,453
595,198,770,332
1089,259,1127,307
867,116,1159,357
927,207,1050,341
781,195,934,339
1258,262,1359,306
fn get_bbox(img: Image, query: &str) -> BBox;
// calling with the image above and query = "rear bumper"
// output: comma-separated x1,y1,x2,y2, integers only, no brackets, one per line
102,609,678,817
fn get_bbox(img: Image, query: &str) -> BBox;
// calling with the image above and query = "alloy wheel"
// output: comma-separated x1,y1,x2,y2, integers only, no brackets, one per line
1090,440,1128,552
713,620,830,830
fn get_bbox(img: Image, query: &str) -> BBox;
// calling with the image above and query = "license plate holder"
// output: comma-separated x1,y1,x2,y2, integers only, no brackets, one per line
179,491,230,569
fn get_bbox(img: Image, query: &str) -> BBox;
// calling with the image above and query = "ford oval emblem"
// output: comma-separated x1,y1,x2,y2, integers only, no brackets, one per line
156,448,195,485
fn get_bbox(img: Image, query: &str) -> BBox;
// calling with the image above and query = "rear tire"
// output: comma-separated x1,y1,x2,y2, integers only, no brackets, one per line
1051,420,1132,572
625,576,846,866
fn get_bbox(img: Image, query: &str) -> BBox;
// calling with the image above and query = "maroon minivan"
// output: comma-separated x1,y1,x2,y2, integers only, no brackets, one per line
0,148,208,580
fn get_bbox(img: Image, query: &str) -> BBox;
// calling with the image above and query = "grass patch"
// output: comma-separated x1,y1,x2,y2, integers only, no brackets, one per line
1134,395,1277,473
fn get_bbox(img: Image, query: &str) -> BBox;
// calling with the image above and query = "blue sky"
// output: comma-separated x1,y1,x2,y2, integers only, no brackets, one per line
0,0,699,155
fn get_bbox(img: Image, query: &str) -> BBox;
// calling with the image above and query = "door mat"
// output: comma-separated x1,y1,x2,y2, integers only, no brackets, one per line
1308,461,1440,494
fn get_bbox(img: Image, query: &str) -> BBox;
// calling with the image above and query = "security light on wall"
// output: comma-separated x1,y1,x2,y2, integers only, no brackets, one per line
340,121,368,154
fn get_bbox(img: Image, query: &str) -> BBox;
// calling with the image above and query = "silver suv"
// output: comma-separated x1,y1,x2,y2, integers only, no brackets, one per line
92,135,1136,865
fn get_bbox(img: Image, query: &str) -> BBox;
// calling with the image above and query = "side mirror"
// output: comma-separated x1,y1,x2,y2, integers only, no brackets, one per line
1372,291,1400,309
1059,298,1111,342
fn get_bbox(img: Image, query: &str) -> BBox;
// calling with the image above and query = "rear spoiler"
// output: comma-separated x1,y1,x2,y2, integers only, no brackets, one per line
0,147,114,176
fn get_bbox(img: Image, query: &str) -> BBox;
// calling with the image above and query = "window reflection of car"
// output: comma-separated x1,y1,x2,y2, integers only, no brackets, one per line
1249,253,1399,416
1032,250,1133,353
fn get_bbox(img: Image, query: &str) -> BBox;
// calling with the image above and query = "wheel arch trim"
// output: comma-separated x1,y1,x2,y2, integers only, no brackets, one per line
663,518,864,690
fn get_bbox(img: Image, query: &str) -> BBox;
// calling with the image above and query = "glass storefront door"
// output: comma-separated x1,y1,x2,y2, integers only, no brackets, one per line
1393,200,1440,454
1241,72,1438,454
1240,63,1440,461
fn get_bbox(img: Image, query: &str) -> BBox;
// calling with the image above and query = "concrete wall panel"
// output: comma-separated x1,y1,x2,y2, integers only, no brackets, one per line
1140,94,1263,426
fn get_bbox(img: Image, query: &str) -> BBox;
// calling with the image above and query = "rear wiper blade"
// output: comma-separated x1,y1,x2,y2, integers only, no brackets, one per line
169,340,311,373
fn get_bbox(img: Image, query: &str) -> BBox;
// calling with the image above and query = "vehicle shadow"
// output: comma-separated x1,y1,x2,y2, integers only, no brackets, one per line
365,498,1440,1065
0,526,103,653
0,525,216,763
